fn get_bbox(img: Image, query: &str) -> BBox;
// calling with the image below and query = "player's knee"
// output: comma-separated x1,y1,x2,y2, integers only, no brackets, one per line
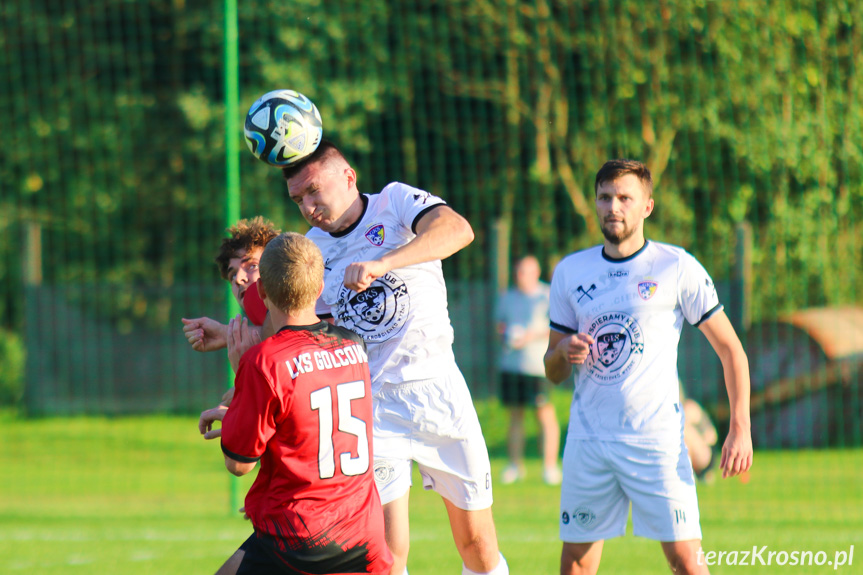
388,554,409,575
560,544,601,575
386,536,409,565
214,549,244,575
454,531,495,557
454,529,501,571
665,548,706,574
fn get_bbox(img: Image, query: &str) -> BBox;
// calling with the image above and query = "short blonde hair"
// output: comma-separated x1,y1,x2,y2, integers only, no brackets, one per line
259,232,324,314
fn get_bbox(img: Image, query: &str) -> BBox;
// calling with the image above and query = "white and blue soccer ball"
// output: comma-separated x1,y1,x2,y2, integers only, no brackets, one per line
244,90,323,167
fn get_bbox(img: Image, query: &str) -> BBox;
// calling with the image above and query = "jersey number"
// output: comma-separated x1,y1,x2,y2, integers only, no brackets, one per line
309,380,370,479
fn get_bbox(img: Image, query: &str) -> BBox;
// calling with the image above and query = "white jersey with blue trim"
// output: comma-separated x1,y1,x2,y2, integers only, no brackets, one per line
307,182,455,394
549,240,723,445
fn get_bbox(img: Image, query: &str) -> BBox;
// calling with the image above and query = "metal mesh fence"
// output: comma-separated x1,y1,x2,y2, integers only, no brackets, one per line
1,0,861,447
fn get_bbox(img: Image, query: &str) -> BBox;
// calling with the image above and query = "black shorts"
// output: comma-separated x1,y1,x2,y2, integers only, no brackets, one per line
499,372,550,408
236,534,293,575
236,531,384,575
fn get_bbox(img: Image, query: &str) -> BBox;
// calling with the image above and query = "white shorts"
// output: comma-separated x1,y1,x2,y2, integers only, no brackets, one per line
371,369,493,511
560,438,702,543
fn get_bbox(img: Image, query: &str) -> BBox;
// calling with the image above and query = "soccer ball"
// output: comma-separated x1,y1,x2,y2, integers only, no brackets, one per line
243,90,323,167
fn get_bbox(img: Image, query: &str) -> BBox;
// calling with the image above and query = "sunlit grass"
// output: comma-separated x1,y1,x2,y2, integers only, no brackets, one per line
1,399,860,574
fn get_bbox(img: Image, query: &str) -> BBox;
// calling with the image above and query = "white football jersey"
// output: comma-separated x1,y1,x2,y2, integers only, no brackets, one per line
549,241,722,445
307,182,456,394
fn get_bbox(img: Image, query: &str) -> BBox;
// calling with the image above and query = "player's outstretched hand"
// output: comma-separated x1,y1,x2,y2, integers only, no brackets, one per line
343,260,388,292
182,317,228,352
227,315,261,373
199,405,228,440
720,425,753,479
558,333,595,365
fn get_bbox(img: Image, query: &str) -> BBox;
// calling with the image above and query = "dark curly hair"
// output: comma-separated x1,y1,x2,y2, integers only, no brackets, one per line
215,216,281,280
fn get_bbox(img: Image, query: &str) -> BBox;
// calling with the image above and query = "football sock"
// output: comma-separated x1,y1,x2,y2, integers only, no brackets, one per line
462,552,508,575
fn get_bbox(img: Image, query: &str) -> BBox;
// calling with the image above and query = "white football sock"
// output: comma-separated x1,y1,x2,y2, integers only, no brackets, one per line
462,552,508,575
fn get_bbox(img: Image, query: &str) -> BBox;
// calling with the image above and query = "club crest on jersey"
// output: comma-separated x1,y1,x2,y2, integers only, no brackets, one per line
574,506,597,528
597,332,626,367
584,311,645,386
638,281,658,300
373,460,395,485
336,271,409,343
364,224,385,246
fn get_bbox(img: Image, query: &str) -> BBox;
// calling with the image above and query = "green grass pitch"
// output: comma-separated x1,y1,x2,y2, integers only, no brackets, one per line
1,394,861,574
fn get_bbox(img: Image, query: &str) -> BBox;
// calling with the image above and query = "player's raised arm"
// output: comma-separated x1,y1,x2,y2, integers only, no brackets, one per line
343,205,473,292
544,330,594,384
697,309,753,478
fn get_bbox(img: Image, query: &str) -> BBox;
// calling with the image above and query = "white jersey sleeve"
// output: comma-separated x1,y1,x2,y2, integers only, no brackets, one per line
549,260,579,334
382,182,446,234
678,251,723,326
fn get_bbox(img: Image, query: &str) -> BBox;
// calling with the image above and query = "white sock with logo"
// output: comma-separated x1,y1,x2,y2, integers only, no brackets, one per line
462,553,509,575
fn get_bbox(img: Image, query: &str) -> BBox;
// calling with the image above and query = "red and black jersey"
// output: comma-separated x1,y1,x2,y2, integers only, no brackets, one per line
221,321,392,575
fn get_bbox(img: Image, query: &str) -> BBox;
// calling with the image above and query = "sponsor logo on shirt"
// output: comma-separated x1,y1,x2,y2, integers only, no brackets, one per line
584,311,645,385
638,280,658,300
336,271,409,343
364,223,385,246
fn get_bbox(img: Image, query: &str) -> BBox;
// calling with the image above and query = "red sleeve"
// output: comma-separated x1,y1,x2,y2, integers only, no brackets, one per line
221,351,279,463
243,280,268,327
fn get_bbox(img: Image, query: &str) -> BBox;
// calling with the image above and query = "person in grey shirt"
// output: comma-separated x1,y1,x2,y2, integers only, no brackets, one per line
495,255,562,485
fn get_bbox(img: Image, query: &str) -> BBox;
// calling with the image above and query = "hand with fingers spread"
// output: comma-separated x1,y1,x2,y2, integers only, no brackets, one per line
226,315,262,373
343,260,389,293
181,317,228,352
198,404,229,440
